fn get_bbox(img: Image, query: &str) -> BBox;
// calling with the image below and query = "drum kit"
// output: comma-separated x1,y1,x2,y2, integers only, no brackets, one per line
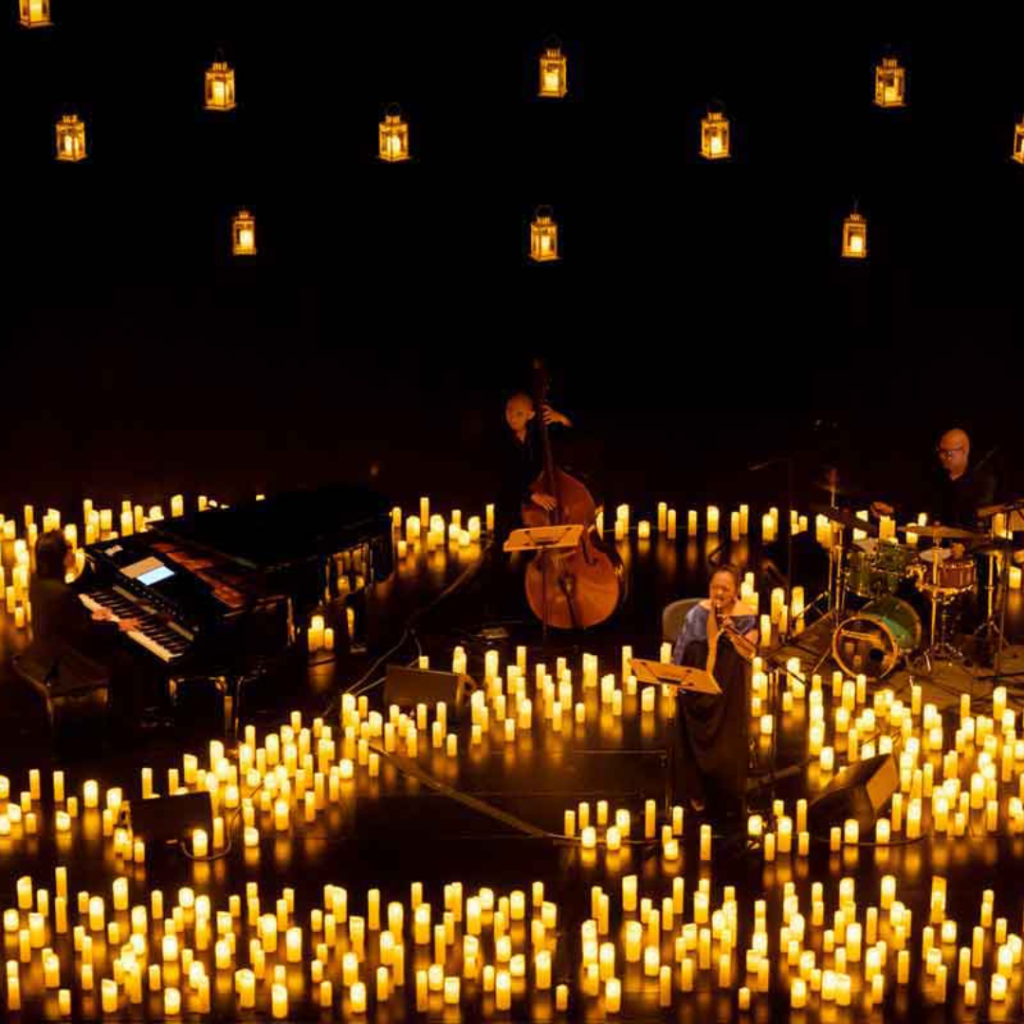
814,502,1022,681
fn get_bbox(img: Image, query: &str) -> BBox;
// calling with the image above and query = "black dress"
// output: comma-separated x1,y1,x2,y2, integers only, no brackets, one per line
672,604,755,812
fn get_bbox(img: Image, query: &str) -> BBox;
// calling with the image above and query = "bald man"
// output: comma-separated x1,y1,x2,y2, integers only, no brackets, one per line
496,392,572,535
872,427,996,530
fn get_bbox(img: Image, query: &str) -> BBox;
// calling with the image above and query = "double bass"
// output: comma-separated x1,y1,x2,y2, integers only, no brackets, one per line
522,361,624,629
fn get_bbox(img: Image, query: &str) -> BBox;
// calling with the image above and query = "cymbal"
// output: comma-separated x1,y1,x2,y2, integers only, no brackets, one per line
814,506,879,536
898,523,985,540
977,497,1024,518
973,538,1020,556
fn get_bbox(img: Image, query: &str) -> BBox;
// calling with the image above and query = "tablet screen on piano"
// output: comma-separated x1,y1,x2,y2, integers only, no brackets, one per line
138,565,174,586
121,556,175,586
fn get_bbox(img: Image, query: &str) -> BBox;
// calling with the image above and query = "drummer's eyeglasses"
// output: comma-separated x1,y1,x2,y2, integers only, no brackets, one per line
937,446,964,459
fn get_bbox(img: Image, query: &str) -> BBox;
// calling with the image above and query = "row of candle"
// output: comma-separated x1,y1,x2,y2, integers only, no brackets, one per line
9,847,1024,1018
610,504,816,544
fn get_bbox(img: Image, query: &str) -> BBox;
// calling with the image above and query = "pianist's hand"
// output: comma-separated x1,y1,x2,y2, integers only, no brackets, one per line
117,618,141,633
90,607,113,622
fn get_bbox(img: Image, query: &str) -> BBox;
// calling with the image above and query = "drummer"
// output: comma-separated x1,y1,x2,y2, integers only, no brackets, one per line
870,428,996,533
871,427,996,650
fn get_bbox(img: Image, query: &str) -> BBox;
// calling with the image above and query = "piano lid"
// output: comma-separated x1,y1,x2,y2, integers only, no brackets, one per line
153,484,394,572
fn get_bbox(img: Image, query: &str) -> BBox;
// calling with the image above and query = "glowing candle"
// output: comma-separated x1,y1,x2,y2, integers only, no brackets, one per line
791,978,807,1008
101,980,118,1013
495,970,511,1010
83,781,99,809
992,974,1008,1001
605,977,621,1013
907,801,922,839
682,958,696,991
88,897,105,932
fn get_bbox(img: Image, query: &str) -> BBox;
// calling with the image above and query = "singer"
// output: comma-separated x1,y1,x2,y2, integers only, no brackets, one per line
671,565,759,816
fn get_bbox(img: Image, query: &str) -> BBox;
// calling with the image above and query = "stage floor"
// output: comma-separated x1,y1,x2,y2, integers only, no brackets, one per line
1,525,1023,1021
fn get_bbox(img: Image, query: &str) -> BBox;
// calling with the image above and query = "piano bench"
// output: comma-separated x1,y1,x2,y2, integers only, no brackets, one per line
11,653,111,737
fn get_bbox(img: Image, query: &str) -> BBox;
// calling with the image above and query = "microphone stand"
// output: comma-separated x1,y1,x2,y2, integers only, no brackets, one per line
748,453,796,594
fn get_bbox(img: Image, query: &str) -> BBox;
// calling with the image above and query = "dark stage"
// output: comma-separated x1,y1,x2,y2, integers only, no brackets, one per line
4,6,1024,1023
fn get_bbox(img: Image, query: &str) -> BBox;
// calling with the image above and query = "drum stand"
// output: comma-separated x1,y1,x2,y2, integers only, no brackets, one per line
973,551,1009,667
989,548,1020,684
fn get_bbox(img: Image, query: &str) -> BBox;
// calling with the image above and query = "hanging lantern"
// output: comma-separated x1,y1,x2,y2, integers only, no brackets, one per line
1013,119,1024,165
529,207,559,262
378,105,410,163
874,57,906,108
538,43,568,99
232,210,257,256
700,109,731,160
841,211,868,259
55,115,86,162
204,60,237,112
19,0,51,28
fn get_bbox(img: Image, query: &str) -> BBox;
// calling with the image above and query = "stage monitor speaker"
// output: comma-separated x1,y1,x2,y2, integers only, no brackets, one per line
121,791,213,846
383,665,477,719
808,753,898,831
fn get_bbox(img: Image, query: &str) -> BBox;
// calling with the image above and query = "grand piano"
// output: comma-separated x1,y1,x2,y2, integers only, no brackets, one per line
82,484,395,673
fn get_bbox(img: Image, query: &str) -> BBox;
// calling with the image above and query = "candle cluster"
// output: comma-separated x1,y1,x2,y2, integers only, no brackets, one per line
1,627,1024,1018
395,499,488,562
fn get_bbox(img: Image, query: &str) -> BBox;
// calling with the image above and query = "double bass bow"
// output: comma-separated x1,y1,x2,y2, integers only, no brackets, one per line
522,360,624,629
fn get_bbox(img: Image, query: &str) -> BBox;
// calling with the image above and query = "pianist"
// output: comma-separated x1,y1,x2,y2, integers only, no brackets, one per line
28,530,146,734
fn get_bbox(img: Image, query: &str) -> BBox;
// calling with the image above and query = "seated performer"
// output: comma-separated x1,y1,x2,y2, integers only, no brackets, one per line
872,427,997,649
482,391,574,621
672,565,759,816
871,427,996,530
495,390,573,535
27,530,147,734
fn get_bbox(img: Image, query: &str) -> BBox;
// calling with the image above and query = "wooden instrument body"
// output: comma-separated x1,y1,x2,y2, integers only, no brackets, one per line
520,366,623,630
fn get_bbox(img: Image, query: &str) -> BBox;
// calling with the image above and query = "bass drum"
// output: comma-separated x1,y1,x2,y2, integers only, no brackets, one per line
833,596,922,680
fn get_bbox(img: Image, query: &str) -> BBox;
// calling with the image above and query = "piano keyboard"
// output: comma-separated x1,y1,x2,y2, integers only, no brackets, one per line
80,588,194,664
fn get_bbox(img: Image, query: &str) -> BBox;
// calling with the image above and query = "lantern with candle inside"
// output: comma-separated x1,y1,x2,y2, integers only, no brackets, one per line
1014,119,1024,164
538,42,568,98
55,115,87,162
232,210,257,256
19,0,51,27
700,108,730,159
841,210,868,259
378,105,410,162
204,59,236,111
529,206,559,262
874,56,906,108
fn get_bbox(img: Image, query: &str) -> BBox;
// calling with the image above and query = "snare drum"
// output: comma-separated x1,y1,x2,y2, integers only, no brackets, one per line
934,559,977,591
833,596,922,680
913,549,977,593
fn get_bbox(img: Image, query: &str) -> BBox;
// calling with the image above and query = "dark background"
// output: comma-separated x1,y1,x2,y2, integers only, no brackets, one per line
4,6,1023,520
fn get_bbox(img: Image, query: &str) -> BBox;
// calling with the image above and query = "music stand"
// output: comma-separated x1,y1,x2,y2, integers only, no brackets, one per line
504,525,584,644
631,659,721,695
